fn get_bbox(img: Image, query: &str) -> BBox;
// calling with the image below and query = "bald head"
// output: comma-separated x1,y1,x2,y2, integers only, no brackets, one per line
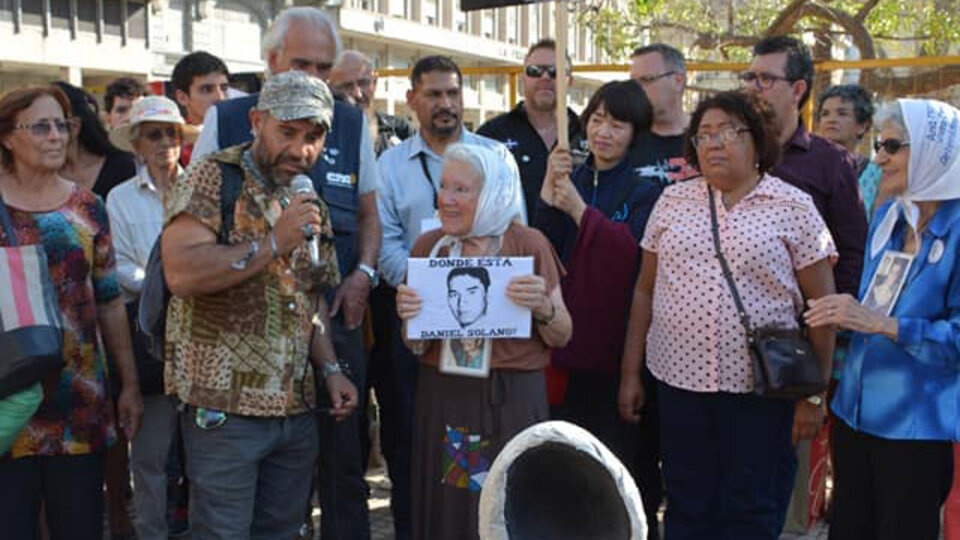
329,50,376,109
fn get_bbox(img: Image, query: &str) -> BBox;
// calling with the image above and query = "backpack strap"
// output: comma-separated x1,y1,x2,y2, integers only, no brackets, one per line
216,160,244,245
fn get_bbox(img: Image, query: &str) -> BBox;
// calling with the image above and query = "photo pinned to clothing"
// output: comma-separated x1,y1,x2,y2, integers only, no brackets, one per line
406,256,534,341
439,337,492,378
863,250,914,316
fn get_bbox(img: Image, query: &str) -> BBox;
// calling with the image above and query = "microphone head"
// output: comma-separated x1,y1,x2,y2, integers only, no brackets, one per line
291,174,315,195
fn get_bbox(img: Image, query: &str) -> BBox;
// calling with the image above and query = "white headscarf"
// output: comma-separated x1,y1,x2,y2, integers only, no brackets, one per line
870,99,960,259
428,143,526,258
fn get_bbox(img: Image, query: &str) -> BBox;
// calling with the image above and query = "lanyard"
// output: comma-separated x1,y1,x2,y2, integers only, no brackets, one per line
418,152,438,210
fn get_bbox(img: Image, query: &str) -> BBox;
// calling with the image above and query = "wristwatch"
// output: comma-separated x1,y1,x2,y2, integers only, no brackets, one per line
320,360,343,379
357,263,379,287
805,394,824,407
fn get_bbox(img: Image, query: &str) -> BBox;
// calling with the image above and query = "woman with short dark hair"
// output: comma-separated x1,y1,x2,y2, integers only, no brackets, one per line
619,91,837,540
0,85,142,539
815,84,884,218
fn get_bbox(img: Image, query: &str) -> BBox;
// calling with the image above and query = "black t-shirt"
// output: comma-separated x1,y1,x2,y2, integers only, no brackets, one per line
629,131,698,185
477,102,585,220
92,150,138,199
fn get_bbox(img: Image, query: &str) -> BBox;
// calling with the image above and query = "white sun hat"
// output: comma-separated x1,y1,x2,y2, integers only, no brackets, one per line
109,95,194,152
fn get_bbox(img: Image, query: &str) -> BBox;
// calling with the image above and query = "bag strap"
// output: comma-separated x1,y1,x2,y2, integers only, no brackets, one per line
707,186,753,335
0,192,18,247
216,161,245,245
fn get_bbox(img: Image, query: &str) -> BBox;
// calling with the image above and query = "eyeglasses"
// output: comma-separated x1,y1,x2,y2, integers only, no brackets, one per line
141,126,180,143
634,71,676,85
524,64,558,79
14,118,74,138
738,71,793,90
690,127,750,148
874,138,910,154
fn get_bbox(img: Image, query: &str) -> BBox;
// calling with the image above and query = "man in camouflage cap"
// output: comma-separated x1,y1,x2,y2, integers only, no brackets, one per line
161,69,357,539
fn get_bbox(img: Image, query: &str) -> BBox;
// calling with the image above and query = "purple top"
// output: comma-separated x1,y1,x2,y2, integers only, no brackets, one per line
771,123,867,296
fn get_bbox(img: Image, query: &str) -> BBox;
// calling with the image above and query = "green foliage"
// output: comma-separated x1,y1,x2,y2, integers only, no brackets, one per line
576,0,960,61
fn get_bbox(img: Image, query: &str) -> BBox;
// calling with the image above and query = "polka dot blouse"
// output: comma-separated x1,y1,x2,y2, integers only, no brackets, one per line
641,175,837,393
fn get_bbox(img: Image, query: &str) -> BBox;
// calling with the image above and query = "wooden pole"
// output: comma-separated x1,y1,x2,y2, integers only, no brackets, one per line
554,1,568,148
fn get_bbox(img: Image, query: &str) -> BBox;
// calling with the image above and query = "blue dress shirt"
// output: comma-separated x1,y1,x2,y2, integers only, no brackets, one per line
832,198,960,441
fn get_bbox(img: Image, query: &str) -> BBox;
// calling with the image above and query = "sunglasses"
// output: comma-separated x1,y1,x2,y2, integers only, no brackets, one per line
141,126,180,142
635,71,676,85
874,138,910,154
15,118,75,138
524,65,558,79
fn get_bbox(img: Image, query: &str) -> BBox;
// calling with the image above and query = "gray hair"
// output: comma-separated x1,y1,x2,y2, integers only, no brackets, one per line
443,143,486,184
262,7,342,67
337,50,374,72
631,43,686,73
875,101,908,140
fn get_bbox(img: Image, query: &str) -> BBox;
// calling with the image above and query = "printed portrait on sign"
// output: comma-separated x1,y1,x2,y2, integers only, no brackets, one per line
447,267,491,329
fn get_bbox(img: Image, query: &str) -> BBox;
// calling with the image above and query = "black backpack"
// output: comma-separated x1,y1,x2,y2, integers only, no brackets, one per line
136,161,245,369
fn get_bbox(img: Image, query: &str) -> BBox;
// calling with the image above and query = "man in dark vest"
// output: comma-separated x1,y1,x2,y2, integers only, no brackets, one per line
191,7,381,540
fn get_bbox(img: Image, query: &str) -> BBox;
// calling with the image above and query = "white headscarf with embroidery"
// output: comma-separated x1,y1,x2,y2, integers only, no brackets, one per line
428,143,525,258
870,99,960,259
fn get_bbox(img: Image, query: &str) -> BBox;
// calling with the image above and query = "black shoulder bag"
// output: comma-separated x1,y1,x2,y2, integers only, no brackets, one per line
707,187,826,400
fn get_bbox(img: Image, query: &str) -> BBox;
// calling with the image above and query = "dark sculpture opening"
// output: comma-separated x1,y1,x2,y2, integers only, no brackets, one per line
503,442,631,540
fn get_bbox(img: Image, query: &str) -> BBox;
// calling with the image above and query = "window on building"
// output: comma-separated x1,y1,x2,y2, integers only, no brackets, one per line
21,0,42,27
50,0,70,29
388,0,405,18
103,0,122,36
128,1,146,39
455,7,467,32
0,0,11,22
505,7,517,44
423,0,438,25
481,10,494,39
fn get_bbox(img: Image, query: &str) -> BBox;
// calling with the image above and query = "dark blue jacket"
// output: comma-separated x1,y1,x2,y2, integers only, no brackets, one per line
215,95,364,277
534,157,663,262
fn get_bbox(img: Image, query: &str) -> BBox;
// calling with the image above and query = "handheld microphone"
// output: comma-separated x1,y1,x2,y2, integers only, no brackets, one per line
290,175,321,268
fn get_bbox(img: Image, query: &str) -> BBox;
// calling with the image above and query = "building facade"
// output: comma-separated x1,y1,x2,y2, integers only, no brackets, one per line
0,0,611,122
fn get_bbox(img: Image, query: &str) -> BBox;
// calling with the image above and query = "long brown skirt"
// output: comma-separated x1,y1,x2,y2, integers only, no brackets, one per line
411,365,548,540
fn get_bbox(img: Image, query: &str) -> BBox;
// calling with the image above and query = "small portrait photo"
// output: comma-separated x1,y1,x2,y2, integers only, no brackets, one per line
447,266,490,329
440,337,491,378
863,251,914,316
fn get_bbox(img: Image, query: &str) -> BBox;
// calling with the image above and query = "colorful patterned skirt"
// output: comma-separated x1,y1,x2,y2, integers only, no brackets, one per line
411,365,548,540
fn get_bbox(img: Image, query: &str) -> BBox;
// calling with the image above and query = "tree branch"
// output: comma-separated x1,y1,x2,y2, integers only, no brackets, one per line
855,0,881,21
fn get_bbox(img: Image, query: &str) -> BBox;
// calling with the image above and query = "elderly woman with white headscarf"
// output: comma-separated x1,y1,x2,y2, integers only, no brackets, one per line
805,98,960,540
397,142,572,540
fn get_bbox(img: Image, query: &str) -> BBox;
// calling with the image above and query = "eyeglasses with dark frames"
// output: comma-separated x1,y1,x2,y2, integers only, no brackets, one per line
738,71,794,90
874,138,910,155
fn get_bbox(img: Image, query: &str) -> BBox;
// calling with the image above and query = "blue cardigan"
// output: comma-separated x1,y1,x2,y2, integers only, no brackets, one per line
832,198,960,441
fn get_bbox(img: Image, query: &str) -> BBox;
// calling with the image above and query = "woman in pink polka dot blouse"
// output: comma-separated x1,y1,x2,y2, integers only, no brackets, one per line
618,91,838,540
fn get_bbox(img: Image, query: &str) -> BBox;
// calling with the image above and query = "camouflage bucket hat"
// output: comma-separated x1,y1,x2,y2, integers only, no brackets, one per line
256,71,334,129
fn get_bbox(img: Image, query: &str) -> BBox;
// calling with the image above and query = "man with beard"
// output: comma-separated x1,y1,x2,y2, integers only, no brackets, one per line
478,39,583,220
375,54,519,540
190,7,381,539
161,71,358,539
328,50,412,156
